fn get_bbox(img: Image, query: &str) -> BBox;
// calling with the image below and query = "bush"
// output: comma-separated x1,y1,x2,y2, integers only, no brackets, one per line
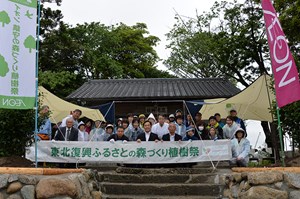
0,109,35,157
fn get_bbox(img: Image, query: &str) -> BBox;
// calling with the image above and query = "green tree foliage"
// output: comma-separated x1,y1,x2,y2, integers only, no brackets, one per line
0,11,10,27
165,0,270,87
39,21,174,97
0,109,35,156
39,70,78,97
0,0,62,157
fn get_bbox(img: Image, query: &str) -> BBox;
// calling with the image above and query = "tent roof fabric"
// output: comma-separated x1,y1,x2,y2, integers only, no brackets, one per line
39,87,105,123
67,78,240,101
200,75,275,122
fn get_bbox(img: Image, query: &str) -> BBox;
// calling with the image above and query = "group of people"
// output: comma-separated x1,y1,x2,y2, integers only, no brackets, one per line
37,106,250,167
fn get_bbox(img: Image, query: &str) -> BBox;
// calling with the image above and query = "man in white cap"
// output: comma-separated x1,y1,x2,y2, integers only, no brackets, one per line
169,114,175,123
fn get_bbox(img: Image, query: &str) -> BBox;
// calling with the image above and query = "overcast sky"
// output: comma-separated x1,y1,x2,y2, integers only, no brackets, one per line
44,0,282,150
46,0,218,70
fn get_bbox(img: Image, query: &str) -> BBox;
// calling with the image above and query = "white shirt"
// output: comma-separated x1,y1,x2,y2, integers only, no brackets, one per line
170,134,175,141
78,130,89,141
145,132,151,142
151,123,169,139
61,115,79,128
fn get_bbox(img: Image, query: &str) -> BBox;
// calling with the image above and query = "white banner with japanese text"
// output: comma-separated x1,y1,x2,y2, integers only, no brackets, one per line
0,0,37,109
26,140,232,163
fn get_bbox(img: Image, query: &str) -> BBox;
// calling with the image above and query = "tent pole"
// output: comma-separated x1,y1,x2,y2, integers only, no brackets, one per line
34,0,42,168
276,105,285,167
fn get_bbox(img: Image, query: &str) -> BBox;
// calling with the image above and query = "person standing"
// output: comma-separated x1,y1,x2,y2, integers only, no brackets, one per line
175,115,186,138
223,116,239,139
137,121,159,142
229,109,246,133
183,127,199,141
100,124,114,141
162,123,182,141
138,114,146,130
214,113,225,128
108,127,129,142
61,109,82,128
78,122,89,141
208,127,222,141
125,119,143,141
206,116,224,139
37,105,52,140
89,120,105,141
151,115,169,140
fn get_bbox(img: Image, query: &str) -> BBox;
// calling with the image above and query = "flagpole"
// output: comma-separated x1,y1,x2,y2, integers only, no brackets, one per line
34,0,42,168
275,105,285,166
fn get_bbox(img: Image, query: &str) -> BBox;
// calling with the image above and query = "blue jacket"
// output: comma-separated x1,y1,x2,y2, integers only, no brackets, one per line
175,123,186,138
183,135,199,141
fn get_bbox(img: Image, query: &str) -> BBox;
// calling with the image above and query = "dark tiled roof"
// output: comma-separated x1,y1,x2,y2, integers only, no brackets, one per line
67,78,240,101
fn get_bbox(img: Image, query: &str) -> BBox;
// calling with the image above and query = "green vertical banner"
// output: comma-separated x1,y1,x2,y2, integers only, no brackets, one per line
0,0,37,109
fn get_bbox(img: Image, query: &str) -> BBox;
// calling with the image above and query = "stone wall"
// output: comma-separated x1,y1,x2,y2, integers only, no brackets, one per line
223,171,300,199
0,170,101,199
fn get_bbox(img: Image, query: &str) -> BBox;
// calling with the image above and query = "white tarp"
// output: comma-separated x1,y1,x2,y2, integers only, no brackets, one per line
0,0,37,109
201,75,275,122
26,140,232,164
39,86,105,123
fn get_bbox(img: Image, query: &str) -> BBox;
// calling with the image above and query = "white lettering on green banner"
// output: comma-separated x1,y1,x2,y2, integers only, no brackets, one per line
26,140,232,164
0,0,37,109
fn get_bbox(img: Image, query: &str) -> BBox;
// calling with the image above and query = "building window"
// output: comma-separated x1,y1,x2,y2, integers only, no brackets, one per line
145,106,168,115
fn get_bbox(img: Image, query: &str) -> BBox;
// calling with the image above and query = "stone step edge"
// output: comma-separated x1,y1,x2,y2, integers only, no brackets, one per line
101,194,219,199
100,182,222,186
99,173,221,176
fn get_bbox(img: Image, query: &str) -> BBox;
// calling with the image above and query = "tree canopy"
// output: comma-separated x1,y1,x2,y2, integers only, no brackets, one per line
39,21,174,97
165,0,270,87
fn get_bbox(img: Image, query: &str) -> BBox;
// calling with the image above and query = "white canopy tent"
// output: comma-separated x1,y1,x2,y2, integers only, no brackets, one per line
39,86,105,123
200,75,275,122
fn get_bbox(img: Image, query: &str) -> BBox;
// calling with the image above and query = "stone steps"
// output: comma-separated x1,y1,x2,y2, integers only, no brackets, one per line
115,167,219,174
98,166,229,198
99,173,219,184
100,182,221,196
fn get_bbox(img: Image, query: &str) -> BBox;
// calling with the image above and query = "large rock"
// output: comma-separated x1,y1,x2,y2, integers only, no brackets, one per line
247,172,283,185
18,175,37,185
68,174,83,198
232,172,242,183
223,189,233,199
0,174,9,189
21,185,35,199
231,184,239,198
284,172,300,189
91,191,102,199
290,191,300,199
36,177,77,199
8,175,18,183
78,174,91,198
7,194,22,199
240,186,288,199
7,182,23,194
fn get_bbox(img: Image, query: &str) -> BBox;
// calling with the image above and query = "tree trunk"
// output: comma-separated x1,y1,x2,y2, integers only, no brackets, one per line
261,121,280,163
